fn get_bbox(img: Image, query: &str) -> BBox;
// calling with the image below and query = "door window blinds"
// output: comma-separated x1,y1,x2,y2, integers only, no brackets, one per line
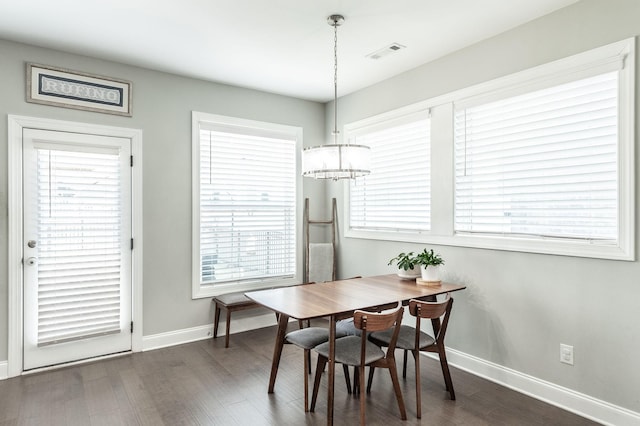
454,71,619,241
36,147,123,346
349,116,431,232
199,127,296,285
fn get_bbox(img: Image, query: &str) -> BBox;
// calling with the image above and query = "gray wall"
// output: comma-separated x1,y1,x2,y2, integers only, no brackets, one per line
0,39,325,358
330,0,640,414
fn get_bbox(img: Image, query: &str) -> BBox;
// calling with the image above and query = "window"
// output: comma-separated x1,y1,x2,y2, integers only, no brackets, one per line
345,38,634,260
192,112,302,298
455,72,619,240
346,108,431,240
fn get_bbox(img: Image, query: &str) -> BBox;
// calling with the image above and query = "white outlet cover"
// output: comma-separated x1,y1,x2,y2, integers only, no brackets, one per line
560,344,574,365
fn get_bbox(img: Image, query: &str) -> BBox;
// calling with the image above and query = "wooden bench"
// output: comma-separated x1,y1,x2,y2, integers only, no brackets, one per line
212,292,260,348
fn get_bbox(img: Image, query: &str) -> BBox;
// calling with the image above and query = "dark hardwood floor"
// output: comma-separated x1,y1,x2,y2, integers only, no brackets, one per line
0,322,601,425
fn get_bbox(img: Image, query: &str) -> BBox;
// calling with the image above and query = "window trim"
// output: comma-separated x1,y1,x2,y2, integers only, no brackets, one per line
191,111,303,298
344,37,634,261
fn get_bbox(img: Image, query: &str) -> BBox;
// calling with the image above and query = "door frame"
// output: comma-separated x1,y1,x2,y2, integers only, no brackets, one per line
7,115,143,377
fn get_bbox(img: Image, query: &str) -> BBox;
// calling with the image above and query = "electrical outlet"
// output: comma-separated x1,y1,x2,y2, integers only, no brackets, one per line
560,344,574,365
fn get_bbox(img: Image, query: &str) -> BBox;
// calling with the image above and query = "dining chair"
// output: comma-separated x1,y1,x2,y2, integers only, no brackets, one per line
368,295,454,418
283,277,368,411
310,305,407,425
335,300,400,394
280,281,333,412
285,326,345,411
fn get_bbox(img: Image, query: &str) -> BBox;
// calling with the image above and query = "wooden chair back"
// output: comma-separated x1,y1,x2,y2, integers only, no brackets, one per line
353,305,403,366
353,304,402,332
409,295,453,345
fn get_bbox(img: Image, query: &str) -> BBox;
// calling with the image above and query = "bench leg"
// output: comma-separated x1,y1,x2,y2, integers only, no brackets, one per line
225,309,232,348
213,303,221,339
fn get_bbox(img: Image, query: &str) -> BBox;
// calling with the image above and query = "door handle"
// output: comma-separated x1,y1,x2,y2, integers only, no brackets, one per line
27,240,37,248
26,257,37,266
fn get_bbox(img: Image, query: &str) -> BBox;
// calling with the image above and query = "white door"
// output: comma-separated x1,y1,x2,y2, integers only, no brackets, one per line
22,128,132,370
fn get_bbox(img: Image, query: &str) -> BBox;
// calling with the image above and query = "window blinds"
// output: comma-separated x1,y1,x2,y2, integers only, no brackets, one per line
36,148,123,346
454,71,619,240
199,128,296,285
349,117,431,232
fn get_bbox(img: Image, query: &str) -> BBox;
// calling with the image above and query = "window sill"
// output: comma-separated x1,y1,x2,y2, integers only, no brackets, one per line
346,228,634,261
192,276,300,299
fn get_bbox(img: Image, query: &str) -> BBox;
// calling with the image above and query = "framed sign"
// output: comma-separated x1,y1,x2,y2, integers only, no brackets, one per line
26,63,132,116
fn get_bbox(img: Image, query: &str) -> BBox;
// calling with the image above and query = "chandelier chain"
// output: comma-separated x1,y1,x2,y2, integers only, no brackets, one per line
333,18,339,140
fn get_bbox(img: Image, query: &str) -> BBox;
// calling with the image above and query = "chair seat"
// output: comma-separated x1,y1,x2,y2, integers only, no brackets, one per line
286,326,348,349
369,325,435,350
286,327,330,349
213,292,255,307
335,318,361,336
315,336,385,366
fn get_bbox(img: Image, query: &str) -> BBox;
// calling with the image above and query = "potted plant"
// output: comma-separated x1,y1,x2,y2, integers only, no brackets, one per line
388,252,420,279
414,248,444,282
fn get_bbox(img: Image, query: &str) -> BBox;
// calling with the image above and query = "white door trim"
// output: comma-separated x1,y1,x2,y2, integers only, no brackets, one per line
7,115,143,377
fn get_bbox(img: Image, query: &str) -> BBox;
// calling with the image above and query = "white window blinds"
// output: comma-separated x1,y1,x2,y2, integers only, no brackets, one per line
36,147,124,346
454,71,619,241
349,115,431,232
199,126,297,285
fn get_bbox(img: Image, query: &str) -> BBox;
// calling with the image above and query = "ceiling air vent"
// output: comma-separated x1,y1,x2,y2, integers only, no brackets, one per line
366,43,406,60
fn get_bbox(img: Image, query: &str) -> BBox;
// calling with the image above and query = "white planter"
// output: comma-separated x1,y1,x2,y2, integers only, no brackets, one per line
420,264,441,282
397,266,420,279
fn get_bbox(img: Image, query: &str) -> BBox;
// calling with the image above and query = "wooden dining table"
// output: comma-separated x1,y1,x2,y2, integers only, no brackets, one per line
245,274,466,425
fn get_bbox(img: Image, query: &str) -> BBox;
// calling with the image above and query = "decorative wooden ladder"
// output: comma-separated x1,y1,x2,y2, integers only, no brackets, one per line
304,197,337,283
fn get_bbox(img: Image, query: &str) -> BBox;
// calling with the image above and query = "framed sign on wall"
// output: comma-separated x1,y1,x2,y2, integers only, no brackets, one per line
26,63,132,116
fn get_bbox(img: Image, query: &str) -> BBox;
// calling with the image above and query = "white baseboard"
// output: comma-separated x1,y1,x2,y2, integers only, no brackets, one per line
0,360,7,380
142,313,277,351
443,348,640,426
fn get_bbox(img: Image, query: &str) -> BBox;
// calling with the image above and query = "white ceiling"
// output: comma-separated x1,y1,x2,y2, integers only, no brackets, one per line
0,0,579,102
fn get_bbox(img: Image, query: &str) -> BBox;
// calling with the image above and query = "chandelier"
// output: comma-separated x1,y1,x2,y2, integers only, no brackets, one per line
301,14,371,180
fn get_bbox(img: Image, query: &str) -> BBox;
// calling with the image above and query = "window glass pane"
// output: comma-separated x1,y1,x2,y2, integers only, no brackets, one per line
36,148,123,345
199,127,297,286
454,72,618,241
349,117,430,232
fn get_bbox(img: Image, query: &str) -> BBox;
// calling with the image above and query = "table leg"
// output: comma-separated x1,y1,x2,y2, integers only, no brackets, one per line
268,313,290,393
327,315,336,426
425,294,445,337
